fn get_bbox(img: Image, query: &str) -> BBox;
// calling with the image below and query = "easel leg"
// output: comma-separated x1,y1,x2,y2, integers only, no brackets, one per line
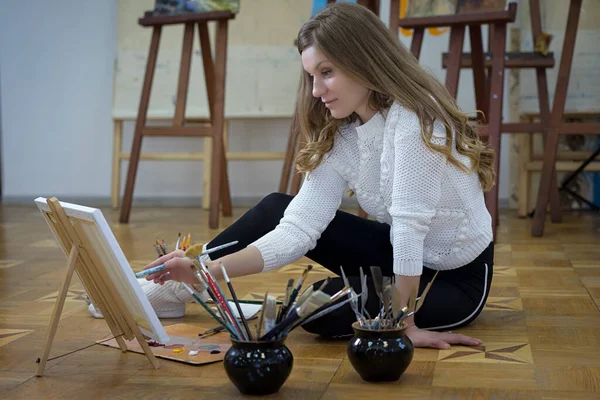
115,336,128,353
208,20,229,229
532,0,582,236
220,120,233,217
445,25,466,98
37,246,79,377
131,325,160,369
202,137,212,210
111,119,123,210
120,26,162,223
484,22,508,236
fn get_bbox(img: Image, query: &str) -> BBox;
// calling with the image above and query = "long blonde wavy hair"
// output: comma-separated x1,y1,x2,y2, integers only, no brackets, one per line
294,2,495,191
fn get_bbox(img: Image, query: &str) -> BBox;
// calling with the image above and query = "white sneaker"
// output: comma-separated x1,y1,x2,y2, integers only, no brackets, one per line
88,278,210,319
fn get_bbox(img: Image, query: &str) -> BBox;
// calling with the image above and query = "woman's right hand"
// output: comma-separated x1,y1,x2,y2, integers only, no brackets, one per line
142,250,200,286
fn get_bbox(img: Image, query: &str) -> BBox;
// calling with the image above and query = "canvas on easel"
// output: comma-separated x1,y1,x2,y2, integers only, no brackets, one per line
34,196,168,376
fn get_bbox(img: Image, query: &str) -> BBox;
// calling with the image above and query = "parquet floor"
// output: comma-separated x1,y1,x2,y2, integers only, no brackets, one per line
1,203,599,399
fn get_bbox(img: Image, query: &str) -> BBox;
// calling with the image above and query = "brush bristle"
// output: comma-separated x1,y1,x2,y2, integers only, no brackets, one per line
184,243,204,259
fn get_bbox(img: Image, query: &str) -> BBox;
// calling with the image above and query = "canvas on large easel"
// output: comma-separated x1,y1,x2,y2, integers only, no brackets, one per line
34,196,168,375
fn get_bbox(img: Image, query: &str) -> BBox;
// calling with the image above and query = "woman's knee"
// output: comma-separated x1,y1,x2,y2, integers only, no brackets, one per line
255,192,293,216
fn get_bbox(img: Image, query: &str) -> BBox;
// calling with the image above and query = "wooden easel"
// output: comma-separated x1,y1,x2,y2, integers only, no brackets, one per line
392,1,565,238
36,197,159,377
530,0,600,236
119,11,235,229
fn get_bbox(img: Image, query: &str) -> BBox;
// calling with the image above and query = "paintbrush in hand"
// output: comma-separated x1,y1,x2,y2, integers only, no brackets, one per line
220,263,253,340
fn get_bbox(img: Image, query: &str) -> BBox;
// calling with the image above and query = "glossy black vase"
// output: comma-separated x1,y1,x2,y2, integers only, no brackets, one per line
223,337,293,395
347,322,414,382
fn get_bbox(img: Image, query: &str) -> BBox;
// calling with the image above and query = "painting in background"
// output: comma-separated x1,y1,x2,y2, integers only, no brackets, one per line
311,0,358,17
153,0,241,16
404,0,505,17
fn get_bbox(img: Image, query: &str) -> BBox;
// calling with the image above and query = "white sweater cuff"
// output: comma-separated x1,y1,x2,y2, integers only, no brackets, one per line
393,259,423,276
248,239,280,272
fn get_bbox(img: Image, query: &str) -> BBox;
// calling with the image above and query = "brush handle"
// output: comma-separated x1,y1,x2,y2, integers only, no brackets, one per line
205,274,246,340
260,308,300,341
182,284,239,339
135,264,165,278
226,281,253,341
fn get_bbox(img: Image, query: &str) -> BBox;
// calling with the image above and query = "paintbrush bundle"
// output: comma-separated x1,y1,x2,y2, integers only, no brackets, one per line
152,233,192,257
186,261,355,342
343,266,439,331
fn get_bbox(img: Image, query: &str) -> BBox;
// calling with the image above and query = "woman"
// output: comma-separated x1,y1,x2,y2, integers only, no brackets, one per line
137,2,495,350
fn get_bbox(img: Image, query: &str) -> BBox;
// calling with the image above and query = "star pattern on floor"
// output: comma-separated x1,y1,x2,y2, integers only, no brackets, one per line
0,329,34,348
493,266,517,276
438,343,533,364
277,264,329,274
31,239,60,249
0,260,24,269
37,289,89,303
484,297,523,311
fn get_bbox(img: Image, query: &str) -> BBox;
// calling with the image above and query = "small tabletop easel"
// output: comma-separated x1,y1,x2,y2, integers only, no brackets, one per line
36,197,160,376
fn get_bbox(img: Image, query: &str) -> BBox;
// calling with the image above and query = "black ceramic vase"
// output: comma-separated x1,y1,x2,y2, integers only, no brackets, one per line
347,322,414,382
223,337,293,395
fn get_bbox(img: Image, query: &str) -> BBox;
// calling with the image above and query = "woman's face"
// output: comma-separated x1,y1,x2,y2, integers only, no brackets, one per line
301,46,374,122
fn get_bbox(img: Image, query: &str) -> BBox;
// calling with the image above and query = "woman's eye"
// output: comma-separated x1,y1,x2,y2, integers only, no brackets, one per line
322,69,332,76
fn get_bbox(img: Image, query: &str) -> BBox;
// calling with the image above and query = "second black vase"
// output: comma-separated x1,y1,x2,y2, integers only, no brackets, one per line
347,321,414,382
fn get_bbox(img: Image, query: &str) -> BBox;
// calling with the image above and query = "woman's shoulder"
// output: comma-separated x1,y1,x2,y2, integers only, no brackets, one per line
387,101,447,139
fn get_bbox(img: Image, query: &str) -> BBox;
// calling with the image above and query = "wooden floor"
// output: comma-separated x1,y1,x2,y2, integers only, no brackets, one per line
1,203,599,399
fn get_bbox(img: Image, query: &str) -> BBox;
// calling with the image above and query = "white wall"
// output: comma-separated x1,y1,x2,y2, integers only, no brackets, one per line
0,0,511,206
0,0,117,200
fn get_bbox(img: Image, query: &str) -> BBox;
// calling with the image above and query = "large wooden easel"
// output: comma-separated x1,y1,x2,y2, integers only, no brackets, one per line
391,0,566,238
36,197,159,377
119,11,235,229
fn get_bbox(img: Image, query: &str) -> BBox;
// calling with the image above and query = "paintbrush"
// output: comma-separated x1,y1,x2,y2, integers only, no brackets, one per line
185,240,239,259
415,270,439,312
197,259,247,340
294,294,360,330
256,292,269,339
317,277,331,292
220,263,253,340
263,295,277,335
188,263,237,335
359,267,371,325
295,286,314,309
276,279,295,323
181,283,239,339
260,290,331,341
135,241,239,279
370,266,384,309
175,232,181,252
281,265,313,319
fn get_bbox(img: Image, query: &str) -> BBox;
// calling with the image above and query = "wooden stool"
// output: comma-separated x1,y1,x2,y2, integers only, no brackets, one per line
119,11,234,229
279,0,379,219
517,112,600,217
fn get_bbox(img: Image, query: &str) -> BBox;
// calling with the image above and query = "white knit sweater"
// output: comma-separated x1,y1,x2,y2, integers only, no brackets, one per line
251,102,493,276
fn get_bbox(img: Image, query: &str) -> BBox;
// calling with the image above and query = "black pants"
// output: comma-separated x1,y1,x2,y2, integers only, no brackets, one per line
205,193,494,338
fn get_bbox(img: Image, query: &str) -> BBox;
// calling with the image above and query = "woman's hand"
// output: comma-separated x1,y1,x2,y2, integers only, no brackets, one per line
405,324,482,350
142,250,199,285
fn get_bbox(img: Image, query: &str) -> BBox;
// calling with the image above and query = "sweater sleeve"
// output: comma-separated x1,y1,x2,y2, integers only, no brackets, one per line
388,112,447,276
249,158,347,272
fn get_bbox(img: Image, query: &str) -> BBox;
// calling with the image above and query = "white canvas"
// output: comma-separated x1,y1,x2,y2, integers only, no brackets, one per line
34,197,170,344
